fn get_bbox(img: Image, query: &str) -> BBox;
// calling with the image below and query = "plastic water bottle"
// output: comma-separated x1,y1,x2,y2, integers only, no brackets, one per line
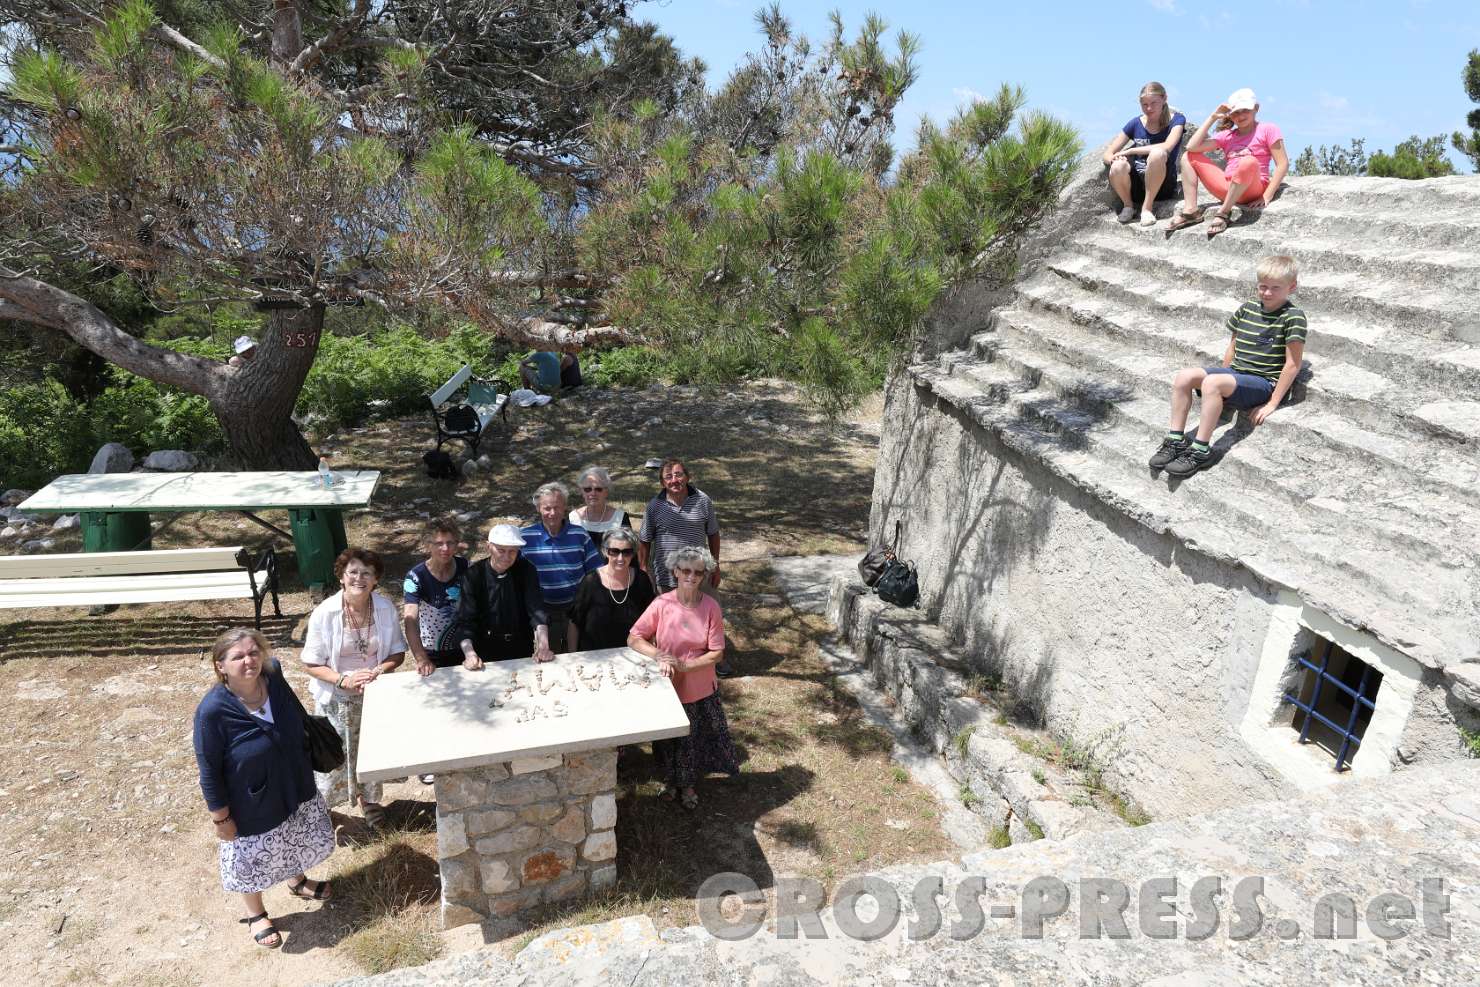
317,457,335,488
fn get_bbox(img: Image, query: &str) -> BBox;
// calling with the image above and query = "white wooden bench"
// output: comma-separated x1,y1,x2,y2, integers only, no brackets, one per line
429,364,508,456
0,546,282,627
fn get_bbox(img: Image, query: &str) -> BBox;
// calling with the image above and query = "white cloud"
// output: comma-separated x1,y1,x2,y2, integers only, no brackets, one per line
1147,0,1180,13
1317,92,1351,112
953,87,987,105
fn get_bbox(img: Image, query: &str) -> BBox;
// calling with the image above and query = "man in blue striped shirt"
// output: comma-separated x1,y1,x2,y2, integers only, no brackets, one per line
521,481,604,652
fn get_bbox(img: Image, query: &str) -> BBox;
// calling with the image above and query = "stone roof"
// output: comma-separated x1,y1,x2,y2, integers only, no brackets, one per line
911,162,1480,676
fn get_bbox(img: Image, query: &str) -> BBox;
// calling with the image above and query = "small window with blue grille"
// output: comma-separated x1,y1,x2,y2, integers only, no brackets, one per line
1283,637,1383,772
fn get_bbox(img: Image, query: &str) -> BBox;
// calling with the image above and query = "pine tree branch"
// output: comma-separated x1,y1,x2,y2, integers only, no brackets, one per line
151,21,225,70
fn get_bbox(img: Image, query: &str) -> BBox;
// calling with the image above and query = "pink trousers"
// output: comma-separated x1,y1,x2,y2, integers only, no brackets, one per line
1186,152,1266,205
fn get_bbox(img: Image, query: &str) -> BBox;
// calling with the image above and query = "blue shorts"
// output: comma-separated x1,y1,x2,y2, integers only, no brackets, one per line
1198,367,1275,410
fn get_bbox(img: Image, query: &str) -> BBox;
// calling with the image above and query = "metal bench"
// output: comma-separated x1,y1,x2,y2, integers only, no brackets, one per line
0,546,282,628
429,364,508,456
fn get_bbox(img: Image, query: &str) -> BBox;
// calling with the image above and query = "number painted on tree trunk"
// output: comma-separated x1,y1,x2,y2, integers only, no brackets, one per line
283,329,321,348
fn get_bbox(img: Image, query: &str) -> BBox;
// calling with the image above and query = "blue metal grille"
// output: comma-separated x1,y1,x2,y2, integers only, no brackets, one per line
1282,639,1379,772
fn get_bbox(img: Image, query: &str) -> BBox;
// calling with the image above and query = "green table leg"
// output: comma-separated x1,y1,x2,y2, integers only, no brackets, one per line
289,507,349,592
80,511,153,552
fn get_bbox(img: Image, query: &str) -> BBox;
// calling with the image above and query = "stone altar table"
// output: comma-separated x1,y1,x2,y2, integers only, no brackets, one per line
356,647,690,928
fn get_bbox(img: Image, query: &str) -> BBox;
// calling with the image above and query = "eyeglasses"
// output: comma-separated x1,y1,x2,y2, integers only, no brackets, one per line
675,568,705,577
607,547,634,557
582,486,606,492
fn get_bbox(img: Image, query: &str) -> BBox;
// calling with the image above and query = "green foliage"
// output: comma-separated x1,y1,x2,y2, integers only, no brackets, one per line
952,725,976,760
987,825,1011,849
1024,818,1045,841
588,347,668,388
8,50,83,112
1294,139,1368,177
958,784,980,810
1452,49,1480,170
1460,727,1480,758
0,380,97,490
1368,135,1456,179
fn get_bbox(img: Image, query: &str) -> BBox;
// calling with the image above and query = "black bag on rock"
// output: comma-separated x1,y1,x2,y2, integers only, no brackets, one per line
858,520,902,587
423,448,458,479
875,558,919,608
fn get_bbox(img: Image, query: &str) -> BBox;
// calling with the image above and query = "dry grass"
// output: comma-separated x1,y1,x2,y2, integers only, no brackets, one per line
331,831,445,974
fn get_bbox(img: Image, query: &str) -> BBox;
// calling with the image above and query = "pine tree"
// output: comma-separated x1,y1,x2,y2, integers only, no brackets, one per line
1452,48,1480,171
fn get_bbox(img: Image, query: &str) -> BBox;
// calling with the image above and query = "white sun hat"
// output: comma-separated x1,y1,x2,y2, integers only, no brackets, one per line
487,523,525,547
1226,88,1257,111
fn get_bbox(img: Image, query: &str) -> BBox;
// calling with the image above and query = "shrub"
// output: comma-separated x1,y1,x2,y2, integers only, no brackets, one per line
0,380,96,489
297,326,484,427
588,346,668,388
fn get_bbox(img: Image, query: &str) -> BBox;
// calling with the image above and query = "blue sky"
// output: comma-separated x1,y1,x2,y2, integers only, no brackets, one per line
640,0,1480,171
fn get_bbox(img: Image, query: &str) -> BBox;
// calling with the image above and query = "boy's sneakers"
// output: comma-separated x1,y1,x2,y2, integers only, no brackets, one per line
1148,434,1188,470
1164,442,1212,477
1117,206,1136,224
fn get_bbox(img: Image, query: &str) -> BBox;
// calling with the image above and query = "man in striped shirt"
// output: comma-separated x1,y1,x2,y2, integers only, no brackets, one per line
1149,254,1308,478
521,481,603,653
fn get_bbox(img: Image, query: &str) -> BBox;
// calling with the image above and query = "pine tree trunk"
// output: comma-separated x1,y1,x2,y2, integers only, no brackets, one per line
211,305,324,470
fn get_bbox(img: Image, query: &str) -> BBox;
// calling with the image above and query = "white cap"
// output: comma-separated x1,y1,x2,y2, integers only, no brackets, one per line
487,523,525,547
1226,88,1257,112
233,335,257,354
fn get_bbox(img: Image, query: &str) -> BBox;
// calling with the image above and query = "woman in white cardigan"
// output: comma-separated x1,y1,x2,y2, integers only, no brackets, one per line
300,548,407,827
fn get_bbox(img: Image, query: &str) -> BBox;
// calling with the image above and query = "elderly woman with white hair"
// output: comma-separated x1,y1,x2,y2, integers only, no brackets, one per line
627,545,740,810
569,465,631,547
568,527,655,652
521,481,604,653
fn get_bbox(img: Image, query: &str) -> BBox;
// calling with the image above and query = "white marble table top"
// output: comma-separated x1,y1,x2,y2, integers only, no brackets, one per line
19,470,380,513
355,647,691,783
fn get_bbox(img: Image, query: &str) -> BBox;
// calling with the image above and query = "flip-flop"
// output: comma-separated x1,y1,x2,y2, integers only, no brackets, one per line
241,912,281,949
289,877,332,901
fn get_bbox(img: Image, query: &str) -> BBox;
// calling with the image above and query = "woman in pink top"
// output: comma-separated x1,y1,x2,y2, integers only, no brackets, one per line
1168,88,1289,240
627,545,740,811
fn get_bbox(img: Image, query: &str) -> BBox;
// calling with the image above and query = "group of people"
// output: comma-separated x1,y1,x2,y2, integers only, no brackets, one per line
1103,83,1287,239
1103,83,1307,477
192,458,740,947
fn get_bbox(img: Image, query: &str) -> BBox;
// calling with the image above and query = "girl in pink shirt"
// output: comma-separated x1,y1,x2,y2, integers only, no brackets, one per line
1168,88,1289,240
627,545,740,810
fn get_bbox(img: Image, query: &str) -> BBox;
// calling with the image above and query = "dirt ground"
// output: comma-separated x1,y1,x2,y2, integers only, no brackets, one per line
0,381,952,986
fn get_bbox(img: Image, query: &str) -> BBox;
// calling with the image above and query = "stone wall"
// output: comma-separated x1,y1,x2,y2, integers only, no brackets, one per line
433,750,619,928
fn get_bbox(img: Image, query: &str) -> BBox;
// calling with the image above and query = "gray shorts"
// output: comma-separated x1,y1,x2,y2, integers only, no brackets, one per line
1199,367,1276,410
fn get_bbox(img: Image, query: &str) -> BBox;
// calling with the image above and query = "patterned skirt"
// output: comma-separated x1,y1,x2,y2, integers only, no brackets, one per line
653,692,742,789
218,795,334,894
314,694,381,807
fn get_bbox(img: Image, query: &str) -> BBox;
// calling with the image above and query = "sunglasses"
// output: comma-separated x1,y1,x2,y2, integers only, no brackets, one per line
607,547,634,557
582,486,606,492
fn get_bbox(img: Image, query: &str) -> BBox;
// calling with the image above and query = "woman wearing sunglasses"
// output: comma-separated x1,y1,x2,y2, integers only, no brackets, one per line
566,527,654,652
627,545,740,810
569,465,631,548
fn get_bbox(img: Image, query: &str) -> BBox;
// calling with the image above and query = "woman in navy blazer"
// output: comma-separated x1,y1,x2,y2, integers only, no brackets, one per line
194,628,335,948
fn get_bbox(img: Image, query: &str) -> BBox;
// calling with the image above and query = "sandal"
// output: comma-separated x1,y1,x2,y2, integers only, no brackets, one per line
680,789,700,811
1163,207,1204,237
289,877,332,901
241,911,281,949
657,786,677,803
1205,212,1231,239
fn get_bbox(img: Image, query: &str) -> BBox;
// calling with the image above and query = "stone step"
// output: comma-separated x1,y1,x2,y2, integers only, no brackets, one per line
911,361,1475,670
1086,208,1480,292
956,329,1480,561
985,298,1480,515
1275,174,1480,213
1068,226,1480,339
1015,270,1480,445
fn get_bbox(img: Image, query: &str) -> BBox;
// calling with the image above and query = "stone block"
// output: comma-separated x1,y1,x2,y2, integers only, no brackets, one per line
1448,664,1480,712
480,858,519,894
440,899,488,931
437,811,470,857
141,449,198,471
582,829,617,863
551,805,588,844
516,802,564,825
465,808,517,836
0,489,32,507
490,774,559,806
491,888,543,918
521,845,577,885
475,825,542,855
435,772,491,812
563,751,618,795
88,443,134,475
542,870,588,905
510,754,562,775
439,853,480,902
590,863,618,892
589,792,617,830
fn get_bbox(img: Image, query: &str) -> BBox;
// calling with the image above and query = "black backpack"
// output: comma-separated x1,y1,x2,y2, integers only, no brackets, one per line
423,449,458,479
443,403,479,433
876,558,919,608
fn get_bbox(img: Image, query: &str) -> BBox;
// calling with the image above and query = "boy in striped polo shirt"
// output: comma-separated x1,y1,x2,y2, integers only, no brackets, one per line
1149,254,1307,477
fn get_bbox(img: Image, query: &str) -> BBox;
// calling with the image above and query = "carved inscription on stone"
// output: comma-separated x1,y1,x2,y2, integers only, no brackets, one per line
489,663,655,717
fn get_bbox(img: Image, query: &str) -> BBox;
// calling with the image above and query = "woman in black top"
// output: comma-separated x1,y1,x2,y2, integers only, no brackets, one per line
568,527,656,651
193,628,334,949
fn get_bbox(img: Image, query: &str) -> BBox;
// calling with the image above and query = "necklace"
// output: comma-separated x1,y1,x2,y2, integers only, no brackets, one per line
606,570,631,605
231,680,267,712
344,598,370,656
